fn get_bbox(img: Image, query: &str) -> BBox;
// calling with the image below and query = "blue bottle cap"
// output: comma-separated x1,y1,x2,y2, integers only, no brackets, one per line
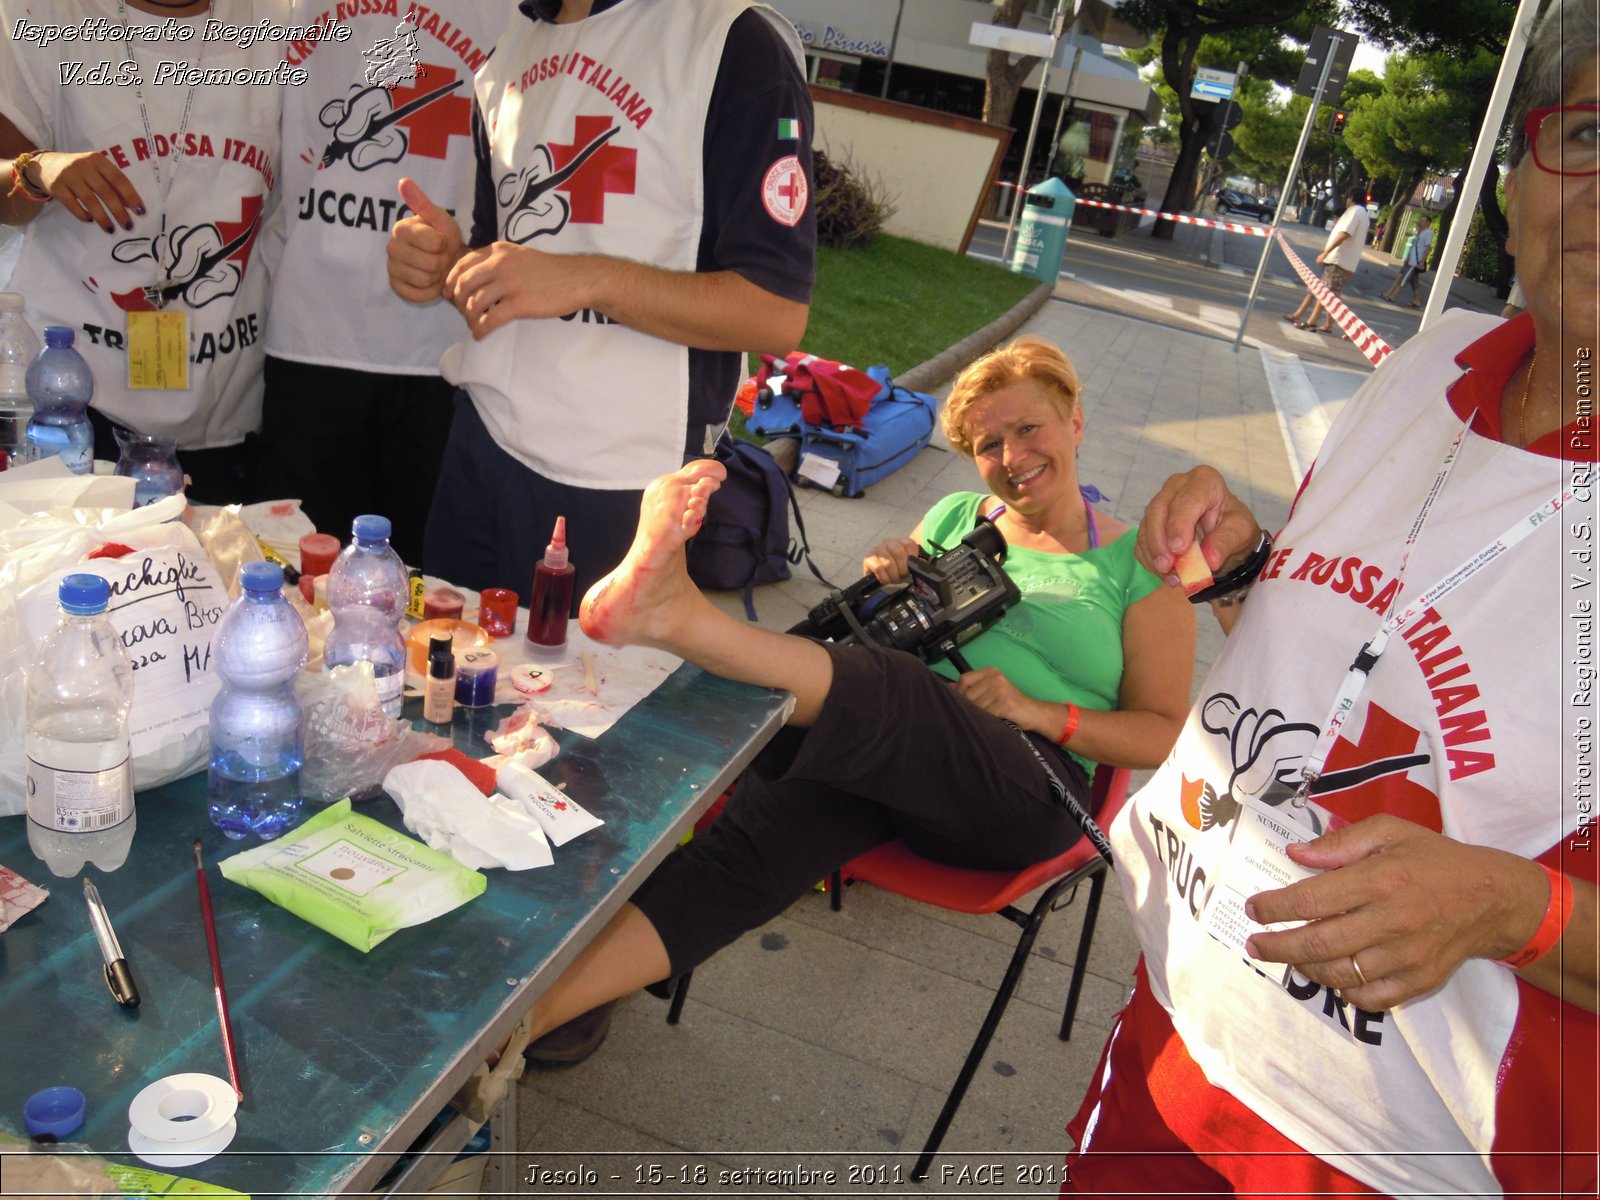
24,1085,86,1139
58,573,110,615
351,514,391,544
239,560,284,594
42,326,75,348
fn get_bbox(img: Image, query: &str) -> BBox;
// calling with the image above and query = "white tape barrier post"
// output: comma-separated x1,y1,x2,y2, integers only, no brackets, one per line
1230,34,1343,354
1420,0,1539,333
1274,233,1394,367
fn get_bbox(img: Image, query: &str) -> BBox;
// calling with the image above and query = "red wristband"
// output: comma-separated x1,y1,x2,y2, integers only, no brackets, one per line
1057,703,1081,748
1497,863,1574,969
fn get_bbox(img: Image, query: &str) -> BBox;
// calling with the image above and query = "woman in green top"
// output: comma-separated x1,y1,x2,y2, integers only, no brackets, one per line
526,336,1196,1054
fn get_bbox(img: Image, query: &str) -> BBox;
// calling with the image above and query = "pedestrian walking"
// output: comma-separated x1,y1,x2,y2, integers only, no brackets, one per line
1381,214,1434,306
1282,190,1371,335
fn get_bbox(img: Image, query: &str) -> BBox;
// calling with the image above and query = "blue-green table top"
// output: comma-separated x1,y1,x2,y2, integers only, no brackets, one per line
0,664,789,1196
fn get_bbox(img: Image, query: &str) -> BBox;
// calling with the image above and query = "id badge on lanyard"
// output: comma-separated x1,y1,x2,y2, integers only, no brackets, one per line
120,0,197,391
1200,421,1589,955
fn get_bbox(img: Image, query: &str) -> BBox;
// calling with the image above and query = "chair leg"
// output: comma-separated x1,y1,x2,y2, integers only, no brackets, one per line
1058,869,1107,1041
911,885,1062,1181
666,969,692,1025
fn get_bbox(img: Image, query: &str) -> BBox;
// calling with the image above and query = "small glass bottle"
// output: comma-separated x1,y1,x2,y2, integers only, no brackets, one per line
526,515,574,658
423,635,455,725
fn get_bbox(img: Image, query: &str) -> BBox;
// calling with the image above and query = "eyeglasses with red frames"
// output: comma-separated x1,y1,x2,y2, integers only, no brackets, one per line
1523,104,1600,175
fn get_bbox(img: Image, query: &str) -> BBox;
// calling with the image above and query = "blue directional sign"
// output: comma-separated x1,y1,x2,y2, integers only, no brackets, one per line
1190,67,1236,102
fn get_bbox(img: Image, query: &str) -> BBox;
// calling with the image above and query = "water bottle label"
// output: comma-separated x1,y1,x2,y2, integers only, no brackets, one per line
25,755,134,832
376,670,403,719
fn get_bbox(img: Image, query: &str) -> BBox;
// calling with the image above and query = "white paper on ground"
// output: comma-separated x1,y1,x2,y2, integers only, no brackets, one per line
384,757,554,870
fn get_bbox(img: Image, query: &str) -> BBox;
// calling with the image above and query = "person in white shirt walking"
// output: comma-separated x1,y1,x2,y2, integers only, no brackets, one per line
1381,214,1434,307
1283,190,1371,335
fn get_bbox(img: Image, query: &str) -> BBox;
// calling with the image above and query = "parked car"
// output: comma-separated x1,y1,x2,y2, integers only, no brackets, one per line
1214,188,1276,221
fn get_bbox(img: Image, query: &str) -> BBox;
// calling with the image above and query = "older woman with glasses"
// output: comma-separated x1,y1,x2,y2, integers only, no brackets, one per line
1065,2,1598,1196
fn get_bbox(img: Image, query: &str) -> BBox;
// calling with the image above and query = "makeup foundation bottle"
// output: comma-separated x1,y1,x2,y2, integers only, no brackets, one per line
423,635,455,726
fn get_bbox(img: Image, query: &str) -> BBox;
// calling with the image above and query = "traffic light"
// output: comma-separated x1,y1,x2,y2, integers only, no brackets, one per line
1331,110,1347,135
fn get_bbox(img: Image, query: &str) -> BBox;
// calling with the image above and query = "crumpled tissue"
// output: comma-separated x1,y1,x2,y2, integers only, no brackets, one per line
383,758,554,870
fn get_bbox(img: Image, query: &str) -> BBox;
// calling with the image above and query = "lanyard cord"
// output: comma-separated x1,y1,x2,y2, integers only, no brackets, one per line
1296,426,1590,800
119,0,206,297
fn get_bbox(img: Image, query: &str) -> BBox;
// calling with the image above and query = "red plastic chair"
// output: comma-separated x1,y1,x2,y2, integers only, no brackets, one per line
663,764,1131,1181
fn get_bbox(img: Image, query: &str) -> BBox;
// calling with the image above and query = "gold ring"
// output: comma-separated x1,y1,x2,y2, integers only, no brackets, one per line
1351,955,1369,988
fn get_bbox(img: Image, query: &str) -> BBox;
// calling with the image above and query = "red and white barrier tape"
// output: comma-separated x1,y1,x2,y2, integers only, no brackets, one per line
993,180,1271,236
1273,232,1394,368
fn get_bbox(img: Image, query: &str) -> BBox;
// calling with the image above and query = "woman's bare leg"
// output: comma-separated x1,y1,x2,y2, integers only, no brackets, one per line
527,902,669,1039
580,459,833,726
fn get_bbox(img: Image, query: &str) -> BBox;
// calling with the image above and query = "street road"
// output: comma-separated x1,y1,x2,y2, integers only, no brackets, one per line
966,216,1490,371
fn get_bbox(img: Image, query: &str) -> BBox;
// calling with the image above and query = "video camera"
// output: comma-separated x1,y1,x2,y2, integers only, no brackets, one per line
789,517,1021,670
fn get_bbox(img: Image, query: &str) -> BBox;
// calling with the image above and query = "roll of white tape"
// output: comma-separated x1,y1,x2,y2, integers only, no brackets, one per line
127,1072,239,1164
129,1118,238,1168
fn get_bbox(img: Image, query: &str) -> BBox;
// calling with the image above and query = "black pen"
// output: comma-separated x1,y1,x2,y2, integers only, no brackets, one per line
83,877,140,1009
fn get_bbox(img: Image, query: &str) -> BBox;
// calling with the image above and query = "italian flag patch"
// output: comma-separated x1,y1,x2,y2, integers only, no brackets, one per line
777,117,801,141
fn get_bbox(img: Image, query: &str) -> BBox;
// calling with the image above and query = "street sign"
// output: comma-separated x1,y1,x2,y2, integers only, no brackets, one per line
1294,26,1358,104
968,21,1057,59
1191,67,1237,102
1212,131,1235,160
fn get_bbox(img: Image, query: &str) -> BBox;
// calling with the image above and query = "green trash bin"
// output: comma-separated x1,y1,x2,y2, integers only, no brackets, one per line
1009,178,1076,284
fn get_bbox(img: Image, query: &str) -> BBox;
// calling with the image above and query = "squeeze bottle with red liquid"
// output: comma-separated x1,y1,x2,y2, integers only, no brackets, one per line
527,516,575,657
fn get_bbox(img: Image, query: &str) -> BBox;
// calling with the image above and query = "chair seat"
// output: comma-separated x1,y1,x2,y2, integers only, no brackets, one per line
841,837,1105,914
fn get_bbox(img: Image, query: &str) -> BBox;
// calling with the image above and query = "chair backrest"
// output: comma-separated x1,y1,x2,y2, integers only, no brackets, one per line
843,764,1134,915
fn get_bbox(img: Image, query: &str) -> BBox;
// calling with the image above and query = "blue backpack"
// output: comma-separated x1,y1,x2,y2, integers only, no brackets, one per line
687,437,831,620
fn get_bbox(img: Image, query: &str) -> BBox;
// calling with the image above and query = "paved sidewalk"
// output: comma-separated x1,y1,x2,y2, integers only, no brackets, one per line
509,294,1298,1195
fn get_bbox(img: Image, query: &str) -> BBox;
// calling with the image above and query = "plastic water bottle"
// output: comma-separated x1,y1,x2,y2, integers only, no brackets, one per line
324,514,409,719
0,293,41,466
25,326,95,474
207,561,310,840
25,574,136,877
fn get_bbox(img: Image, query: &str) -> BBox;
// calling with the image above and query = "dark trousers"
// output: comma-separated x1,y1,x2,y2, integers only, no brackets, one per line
631,644,1093,978
257,356,456,568
422,391,644,605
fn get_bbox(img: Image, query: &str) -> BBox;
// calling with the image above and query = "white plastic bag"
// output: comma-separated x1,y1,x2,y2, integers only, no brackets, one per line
0,483,222,816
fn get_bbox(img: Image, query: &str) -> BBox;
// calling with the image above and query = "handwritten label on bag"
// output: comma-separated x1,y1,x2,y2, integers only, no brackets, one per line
21,548,224,756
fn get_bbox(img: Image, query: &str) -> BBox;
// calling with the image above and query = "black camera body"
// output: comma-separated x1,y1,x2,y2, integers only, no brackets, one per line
790,518,1021,668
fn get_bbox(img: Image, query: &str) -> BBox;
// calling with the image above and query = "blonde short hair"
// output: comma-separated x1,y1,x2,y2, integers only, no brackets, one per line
942,335,1083,458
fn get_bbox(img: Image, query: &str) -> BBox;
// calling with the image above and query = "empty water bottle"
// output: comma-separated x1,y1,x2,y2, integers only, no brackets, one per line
208,561,309,840
0,293,41,466
324,514,409,719
26,573,136,878
25,326,94,474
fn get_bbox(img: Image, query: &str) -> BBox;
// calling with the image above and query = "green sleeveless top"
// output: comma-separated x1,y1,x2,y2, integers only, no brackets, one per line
920,492,1162,773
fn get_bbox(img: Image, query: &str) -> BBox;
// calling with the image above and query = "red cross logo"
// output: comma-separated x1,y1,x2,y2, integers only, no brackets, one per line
761,154,808,227
549,115,636,223
390,66,473,160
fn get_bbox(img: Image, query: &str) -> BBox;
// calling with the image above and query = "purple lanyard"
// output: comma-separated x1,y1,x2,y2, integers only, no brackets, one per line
985,484,1103,548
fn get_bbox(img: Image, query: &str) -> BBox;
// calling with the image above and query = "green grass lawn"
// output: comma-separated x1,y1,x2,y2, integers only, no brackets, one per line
756,233,1038,377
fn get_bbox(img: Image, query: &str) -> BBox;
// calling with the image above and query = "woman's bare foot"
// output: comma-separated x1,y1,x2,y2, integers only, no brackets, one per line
579,459,726,647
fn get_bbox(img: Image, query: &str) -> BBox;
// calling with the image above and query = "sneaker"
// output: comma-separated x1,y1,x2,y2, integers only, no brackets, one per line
523,1001,615,1068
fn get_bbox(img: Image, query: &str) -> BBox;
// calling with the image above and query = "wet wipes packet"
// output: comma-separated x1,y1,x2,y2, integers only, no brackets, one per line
218,798,486,952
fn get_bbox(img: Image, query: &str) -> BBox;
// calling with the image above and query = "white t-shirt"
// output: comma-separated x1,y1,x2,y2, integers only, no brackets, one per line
262,0,505,374
1323,203,1370,273
0,0,287,449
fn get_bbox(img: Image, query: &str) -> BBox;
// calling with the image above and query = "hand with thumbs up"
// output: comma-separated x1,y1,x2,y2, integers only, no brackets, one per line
387,177,465,303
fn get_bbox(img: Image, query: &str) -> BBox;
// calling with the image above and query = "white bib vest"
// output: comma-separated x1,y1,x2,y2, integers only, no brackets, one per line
1113,312,1587,1197
440,0,802,489
264,0,504,374
0,0,287,449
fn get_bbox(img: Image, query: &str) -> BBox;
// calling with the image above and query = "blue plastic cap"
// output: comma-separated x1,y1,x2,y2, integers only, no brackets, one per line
240,560,284,593
42,326,75,348
351,514,391,544
24,1085,86,1138
58,573,110,615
